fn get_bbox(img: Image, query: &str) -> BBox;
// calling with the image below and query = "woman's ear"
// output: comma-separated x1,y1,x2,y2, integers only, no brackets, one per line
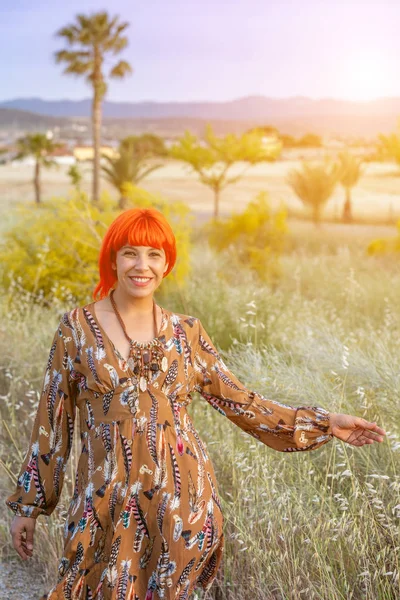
163,262,169,274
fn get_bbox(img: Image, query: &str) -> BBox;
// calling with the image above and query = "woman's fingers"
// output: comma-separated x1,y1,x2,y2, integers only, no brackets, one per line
345,418,387,447
373,425,386,436
349,433,384,446
345,425,385,446
362,429,385,442
12,530,29,560
24,524,35,555
367,424,386,435
21,539,33,557
10,517,35,560
358,419,386,436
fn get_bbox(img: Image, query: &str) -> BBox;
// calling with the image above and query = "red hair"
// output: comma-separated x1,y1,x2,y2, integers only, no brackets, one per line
93,207,177,300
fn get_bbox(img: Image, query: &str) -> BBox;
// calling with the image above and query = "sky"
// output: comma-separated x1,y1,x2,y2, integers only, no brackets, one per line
1,0,400,103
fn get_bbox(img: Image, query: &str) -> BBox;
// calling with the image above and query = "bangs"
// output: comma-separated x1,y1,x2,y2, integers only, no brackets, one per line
110,214,172,256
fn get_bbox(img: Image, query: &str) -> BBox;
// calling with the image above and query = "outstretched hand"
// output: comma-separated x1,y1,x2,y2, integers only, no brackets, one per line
329,412,386,447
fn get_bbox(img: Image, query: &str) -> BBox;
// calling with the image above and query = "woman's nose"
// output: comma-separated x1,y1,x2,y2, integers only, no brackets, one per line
135,255,148,269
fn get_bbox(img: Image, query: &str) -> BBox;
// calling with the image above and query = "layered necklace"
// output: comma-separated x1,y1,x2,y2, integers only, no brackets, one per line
109,290,168,391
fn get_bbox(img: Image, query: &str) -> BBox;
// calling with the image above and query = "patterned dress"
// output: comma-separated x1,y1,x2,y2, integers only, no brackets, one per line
6,302,333,599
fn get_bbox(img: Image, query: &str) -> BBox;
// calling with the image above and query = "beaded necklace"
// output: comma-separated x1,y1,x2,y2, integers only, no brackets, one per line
109,290,168,391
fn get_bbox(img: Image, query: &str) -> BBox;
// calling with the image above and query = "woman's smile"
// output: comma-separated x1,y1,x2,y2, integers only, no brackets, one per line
129,275,153,287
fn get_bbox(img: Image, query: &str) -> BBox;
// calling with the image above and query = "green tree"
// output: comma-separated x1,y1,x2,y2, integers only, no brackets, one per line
337,151,363,223
120,134,167,159
55,12,132,204
287,161,339,225
297,133,322,148
246,125,280,137
16,133,61,204
67,164,83,192
280,134,298,148
170,124,281,218
378,132,400,167
101,140,163,209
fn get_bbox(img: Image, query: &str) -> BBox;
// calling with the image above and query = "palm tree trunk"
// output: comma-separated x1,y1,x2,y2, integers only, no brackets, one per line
312,204,321,226
214,188,220,219
92,47,102,204
34,160,41,204
119,195,129,210
92,91,101,204
342,187,352,222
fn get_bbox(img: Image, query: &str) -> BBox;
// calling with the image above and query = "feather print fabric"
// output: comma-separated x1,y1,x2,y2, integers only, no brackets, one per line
6,304,333,598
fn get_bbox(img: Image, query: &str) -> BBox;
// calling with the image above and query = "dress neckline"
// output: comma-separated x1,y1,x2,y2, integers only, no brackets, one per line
86,301,168,363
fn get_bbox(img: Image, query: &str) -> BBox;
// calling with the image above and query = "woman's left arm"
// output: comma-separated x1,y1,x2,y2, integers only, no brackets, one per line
193,319,333,453
193,319,386,452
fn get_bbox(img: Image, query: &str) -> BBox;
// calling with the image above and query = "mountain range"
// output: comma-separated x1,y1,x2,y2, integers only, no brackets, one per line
1,96,399,137
2,95,400,119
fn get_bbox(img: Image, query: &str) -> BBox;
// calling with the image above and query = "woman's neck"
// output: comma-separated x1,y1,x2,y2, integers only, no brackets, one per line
111,288,155,317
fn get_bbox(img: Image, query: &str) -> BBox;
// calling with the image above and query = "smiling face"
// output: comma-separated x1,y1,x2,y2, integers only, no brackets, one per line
112,245,169,299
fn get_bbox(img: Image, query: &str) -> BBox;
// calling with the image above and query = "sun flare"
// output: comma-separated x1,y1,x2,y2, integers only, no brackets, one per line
341,52,392,101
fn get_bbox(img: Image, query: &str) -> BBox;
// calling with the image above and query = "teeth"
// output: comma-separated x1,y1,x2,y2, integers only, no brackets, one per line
131,277,151,282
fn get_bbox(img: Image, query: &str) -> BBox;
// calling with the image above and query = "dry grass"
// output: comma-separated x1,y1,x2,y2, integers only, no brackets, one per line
0,152,399,596
0,230,399,598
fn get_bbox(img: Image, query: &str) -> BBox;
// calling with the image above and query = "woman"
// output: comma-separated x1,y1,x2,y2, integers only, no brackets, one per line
6,207,386,599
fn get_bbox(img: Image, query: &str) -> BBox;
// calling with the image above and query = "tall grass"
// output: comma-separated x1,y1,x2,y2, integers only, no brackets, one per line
1,232,399,599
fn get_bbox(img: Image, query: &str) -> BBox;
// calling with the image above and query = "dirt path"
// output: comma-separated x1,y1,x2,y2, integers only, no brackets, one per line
0,560,47,600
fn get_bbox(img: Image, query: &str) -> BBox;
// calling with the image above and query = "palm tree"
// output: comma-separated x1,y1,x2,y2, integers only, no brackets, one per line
55,12,132,204
170,125,281,219
337,151,363,223
67,164,83,192
120,134,167,160
101,140,163,209
378,132,400,167
16,133,61,204
287,161,339,225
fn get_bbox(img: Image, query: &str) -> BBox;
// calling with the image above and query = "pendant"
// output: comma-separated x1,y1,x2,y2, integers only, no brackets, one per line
139,376,147,392
161,356,168,372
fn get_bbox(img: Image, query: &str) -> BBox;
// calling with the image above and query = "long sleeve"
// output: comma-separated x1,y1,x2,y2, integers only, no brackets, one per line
5,314,77,519
193,319,333,452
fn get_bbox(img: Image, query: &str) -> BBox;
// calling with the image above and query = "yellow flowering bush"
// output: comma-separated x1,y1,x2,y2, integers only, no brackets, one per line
206,192,288,282
0,188,192,305
367,220,400,255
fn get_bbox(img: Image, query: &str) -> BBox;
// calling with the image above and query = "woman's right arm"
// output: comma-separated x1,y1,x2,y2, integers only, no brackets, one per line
6,313,78,556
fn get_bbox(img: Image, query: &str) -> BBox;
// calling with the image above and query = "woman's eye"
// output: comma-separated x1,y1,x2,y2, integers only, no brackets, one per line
124,251,160,257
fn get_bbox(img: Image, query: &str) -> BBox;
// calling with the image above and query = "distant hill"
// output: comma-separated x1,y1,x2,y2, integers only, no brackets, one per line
1,96,400,137
2,95,400,120
0,107,67,129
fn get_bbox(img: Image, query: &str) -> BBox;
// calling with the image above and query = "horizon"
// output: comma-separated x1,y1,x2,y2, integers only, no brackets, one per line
2,0,400,103
2,94,400,105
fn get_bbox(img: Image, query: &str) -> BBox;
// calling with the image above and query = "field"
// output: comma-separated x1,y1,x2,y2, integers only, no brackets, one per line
1,153,400,227
0,160,399,599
